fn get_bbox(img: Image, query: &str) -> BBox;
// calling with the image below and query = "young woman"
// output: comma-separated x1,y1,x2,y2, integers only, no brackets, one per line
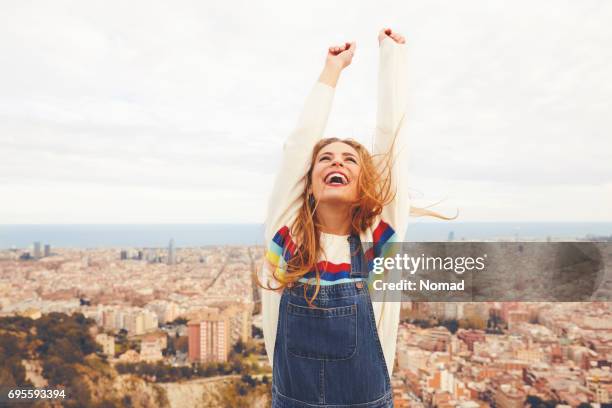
262,28,410,408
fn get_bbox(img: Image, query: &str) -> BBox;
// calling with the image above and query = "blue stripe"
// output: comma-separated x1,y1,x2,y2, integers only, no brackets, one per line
268,240,292,263
374,225,395,257
302,271,352,282
299,277,363,286
379,232,397,258
272,230,287,249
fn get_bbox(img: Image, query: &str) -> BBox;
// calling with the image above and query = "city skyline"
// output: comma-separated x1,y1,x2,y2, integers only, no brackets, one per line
1,243,610,405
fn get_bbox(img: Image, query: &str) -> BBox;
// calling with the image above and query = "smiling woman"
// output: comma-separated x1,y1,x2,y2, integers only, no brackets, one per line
259,28,414,408
308,137,396,238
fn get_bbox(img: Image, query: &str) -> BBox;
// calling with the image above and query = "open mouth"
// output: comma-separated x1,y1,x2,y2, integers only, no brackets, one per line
324,171,349,186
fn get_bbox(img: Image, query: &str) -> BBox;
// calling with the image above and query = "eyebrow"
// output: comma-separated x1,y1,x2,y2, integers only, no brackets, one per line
319,152,358,159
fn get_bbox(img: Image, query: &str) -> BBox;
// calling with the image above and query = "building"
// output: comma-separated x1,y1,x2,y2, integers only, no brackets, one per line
419,328,451,352
125,312,144,335
457,330,485,352
95,333,115,357
585,368,612,403
493,383,525,408
140,334,163,362
463,302,489,323
44,244,51,257
188,308,231,363
223,303,253,344
507,310,530,331
167,239,176,265
33,241,41,259
102,309,117,331
146,300,181,324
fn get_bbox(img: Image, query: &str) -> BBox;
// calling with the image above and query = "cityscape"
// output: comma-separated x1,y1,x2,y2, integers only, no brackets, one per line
1,238,611,407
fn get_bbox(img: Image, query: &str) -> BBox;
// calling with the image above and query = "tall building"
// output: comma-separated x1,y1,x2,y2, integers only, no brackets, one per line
33,241,41,259
44,244,51,257
224,303,254,344
188,309,230,363
145,300,181,324
102,310,117,331
125,312,145,335
167,239,176,265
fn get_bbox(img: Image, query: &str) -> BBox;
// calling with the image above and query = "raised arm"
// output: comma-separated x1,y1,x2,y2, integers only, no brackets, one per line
261,41,355,366
371,28,410,378
375,28,410,240
263,42,356,243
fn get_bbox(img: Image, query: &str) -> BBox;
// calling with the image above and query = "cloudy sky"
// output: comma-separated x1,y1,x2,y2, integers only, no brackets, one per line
1,0,610,224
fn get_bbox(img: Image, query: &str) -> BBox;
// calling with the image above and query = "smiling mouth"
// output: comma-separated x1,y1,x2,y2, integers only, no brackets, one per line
324,172,349,186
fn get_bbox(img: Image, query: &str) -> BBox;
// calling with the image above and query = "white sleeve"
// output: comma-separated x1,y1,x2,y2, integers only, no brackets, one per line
375,36,410,241
261,81,336,366
373,36,409,377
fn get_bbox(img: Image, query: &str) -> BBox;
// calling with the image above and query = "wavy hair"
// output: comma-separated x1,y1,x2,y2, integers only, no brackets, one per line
259,132,456,305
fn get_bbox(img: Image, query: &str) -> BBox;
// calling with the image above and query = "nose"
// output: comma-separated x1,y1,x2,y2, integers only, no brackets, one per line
331,159,343,167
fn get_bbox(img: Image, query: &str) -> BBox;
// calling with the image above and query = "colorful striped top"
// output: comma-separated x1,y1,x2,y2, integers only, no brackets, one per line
265,220,397,285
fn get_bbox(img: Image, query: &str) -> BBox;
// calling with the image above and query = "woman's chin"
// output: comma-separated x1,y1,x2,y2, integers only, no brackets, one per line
318,192,356,206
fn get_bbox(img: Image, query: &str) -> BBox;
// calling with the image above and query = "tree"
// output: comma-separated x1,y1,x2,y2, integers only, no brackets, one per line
233,339,246,355
251,325,263,339
441,319,459,334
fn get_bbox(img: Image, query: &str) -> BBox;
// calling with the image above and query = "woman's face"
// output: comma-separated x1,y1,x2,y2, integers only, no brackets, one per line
311,141,361,206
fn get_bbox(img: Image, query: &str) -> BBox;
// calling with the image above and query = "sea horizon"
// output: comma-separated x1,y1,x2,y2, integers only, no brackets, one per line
1,222,611,249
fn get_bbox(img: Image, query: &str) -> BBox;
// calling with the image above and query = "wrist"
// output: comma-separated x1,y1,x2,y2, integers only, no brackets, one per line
324,60,344,72
318,63,342,88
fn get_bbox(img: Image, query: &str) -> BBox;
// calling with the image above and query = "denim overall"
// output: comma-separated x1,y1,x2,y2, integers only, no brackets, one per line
272,234,393,408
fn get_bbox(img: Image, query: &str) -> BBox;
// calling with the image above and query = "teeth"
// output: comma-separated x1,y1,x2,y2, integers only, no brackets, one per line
326,172,348,185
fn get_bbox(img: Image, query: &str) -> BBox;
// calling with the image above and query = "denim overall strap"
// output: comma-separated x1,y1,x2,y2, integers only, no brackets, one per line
272,234,393,407
348,233,369,279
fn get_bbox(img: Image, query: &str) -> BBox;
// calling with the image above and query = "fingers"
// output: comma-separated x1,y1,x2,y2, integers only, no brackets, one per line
328,41,356,56
390,32,406,44
379,27,406,44
328,45,344,55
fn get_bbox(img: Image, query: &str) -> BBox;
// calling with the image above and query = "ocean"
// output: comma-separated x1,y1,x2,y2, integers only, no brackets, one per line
1,222,611,249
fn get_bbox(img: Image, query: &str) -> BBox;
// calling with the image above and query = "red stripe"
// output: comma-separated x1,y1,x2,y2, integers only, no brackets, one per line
373,220,390,243
278,226,290,241
314,261,351,274
286,239,297,256
277,226,297,257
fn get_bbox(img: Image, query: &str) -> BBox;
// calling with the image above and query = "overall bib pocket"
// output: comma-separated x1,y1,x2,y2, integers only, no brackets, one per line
285,302,357,361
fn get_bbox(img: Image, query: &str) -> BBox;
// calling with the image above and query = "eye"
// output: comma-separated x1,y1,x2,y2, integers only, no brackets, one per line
346,157,357,164
319,155,331,162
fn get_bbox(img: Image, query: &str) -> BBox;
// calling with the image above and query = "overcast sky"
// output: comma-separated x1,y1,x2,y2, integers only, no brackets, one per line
1,0,610,224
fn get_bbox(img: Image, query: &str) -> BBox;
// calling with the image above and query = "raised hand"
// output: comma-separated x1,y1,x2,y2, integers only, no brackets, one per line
326,42,356,70
378,28,406,45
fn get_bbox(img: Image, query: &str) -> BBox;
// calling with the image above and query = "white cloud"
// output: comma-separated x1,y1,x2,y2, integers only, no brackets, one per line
1,0,611,223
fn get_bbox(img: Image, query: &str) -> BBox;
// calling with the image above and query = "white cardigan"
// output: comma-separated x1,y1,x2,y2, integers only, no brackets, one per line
261,37,410,377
